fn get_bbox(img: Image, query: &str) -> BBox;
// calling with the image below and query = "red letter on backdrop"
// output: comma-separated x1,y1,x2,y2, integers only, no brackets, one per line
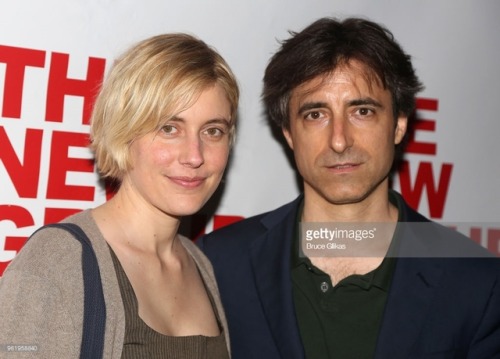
405,119,437,155
46,131,95,201
44,207,82,225
45,53,106,124
213,215,244,230
398,160,453,219
0,127,43,198
0,205,34,275
406,98,438,155
488,229,500,257
0,45,46,119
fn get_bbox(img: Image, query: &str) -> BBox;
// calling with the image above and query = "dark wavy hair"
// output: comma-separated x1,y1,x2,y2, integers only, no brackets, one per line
263,17,424,129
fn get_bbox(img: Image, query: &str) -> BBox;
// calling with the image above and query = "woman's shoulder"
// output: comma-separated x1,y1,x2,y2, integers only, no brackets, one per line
3,209,104,279
178,235,217,280
10,213,90,272
178,235,211,265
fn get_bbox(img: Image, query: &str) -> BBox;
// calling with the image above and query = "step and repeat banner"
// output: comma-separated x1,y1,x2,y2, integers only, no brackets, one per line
1,0,499,274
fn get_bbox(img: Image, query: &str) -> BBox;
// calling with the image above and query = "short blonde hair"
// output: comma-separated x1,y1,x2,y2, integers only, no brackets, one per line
90,33,239,181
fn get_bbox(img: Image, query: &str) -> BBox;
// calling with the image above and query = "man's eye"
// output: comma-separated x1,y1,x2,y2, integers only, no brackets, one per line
357,108,373,116
304,111,322,120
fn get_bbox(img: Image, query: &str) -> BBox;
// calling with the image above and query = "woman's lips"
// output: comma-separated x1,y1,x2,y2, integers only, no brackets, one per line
168,176,206,188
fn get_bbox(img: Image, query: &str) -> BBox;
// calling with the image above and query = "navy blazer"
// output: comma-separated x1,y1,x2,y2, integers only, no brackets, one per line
198,194,500,359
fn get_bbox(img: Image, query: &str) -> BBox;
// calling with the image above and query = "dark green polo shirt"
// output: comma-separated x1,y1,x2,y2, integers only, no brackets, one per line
291,192,404,359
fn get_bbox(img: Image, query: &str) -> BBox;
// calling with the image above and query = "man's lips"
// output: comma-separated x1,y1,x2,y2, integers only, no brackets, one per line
168,176,206,188
327,163,360,172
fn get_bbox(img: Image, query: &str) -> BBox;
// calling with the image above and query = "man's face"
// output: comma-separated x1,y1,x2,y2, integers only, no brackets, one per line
283,60,407,209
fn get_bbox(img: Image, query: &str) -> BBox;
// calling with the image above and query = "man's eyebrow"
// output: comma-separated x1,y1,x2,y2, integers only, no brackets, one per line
347,97,383,108
297,97,384,115
297,101,329,115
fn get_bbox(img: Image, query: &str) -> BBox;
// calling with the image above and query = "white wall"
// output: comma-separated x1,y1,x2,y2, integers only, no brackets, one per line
1,0,499,273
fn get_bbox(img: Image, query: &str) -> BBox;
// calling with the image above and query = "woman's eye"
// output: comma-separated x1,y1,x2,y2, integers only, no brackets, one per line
161,124,177,134
204,127,224,137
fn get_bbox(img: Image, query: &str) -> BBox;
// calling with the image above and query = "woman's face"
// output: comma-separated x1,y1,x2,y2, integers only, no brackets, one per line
122,84,232,218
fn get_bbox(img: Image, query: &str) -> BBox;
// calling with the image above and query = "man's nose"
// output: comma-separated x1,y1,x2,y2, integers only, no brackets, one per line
329,117,353,153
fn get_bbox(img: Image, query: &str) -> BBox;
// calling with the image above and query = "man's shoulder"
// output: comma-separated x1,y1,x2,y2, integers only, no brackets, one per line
199,196,301,246
398,195,497,260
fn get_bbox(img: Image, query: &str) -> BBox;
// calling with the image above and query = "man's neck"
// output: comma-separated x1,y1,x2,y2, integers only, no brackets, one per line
302,188,399,224
301,187,400,283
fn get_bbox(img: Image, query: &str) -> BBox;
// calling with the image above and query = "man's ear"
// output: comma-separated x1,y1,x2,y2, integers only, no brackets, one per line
282,127,294,150
394,115,408,145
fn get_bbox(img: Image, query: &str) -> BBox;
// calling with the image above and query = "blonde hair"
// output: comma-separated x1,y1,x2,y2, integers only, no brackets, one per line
90,33,239,181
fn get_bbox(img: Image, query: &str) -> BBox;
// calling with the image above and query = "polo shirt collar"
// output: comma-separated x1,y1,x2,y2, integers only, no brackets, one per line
291,190,407,291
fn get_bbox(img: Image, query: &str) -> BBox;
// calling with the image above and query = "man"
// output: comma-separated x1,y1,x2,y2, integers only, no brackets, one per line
198,17,500,358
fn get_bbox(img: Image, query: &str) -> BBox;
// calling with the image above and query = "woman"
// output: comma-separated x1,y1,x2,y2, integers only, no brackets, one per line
0,33,239,358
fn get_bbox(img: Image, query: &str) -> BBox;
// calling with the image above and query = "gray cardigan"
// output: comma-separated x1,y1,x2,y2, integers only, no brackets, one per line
0,210,230,358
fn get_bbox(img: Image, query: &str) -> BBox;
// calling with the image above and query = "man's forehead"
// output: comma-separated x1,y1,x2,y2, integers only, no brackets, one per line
291,60,385,100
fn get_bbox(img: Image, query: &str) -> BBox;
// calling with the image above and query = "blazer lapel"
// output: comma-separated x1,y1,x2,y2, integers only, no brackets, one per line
249,198,305,359
375,220,445,358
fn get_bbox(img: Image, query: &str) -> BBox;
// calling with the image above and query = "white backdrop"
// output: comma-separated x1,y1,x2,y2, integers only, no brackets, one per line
1,0,499,274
